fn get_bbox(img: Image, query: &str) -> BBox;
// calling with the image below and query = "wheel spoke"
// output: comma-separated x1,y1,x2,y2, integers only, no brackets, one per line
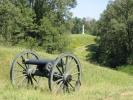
61,59,65,73
17,76,27,86
67,82,75,91
65,56,68,72
28,76,33,85
32,76,37,83
64,83,69,93
53,73,63,77
60,82,64,93
71,72,79,76
30,77,33,85
14,74,26,80
25,64,28,69
54,81,63,93
21,55,25,60
68,64,78,74
66,57,74,72
14,69,25,73
71,79,78,82
27,53,29,59
56,65,63,75
53,78,63,85
21,55,28,68
17,62,25,70
32,54,35,59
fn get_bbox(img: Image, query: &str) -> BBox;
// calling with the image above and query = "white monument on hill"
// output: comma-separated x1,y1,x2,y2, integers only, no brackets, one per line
82,25,85,34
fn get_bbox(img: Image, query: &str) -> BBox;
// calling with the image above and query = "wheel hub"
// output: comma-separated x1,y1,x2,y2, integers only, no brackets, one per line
66,75,72,82
25,66,34,76
64,73,72,82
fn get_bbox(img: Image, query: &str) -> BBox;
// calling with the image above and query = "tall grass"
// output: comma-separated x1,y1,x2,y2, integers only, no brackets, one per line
1,35,133,100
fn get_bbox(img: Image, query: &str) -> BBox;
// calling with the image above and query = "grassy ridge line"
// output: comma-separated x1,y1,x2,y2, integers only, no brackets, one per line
1,46,133,99
71,34,95,60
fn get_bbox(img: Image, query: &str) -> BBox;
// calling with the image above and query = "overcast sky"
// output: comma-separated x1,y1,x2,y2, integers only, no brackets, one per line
70,0,110,20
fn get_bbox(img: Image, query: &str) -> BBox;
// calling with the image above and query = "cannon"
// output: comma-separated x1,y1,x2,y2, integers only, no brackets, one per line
10,50,82,93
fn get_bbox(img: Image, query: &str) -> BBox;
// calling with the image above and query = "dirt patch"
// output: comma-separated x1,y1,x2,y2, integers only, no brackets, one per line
121,91,133,96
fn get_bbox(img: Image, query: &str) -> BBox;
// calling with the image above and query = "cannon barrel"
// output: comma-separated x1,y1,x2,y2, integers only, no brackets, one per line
23,59,63,66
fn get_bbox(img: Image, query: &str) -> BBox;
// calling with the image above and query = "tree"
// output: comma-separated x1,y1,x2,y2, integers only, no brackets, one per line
0,0,21,43
89,0,133,68
84,18,96,35
33,0,76,53
1,0,77,53
71,17,82,34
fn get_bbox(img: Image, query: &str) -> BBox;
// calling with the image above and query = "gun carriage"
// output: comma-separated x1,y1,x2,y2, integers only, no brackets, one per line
10,50,82,93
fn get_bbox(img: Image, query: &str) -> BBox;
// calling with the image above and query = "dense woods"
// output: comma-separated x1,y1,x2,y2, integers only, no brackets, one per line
89,0,133,68
0,0,76,53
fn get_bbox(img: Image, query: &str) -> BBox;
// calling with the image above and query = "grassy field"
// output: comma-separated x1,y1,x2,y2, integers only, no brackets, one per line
1,34,133,100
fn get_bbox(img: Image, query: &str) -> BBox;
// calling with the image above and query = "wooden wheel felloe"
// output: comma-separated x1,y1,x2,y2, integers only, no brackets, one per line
49,53,82,93
10,50,42,88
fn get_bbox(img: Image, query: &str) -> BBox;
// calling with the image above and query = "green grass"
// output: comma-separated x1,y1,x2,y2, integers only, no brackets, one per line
1,35,133,100
71,34,95,60
71,34,95,48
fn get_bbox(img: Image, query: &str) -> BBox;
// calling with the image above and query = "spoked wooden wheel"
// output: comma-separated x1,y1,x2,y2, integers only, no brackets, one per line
10,50,42,88
49,53,82,93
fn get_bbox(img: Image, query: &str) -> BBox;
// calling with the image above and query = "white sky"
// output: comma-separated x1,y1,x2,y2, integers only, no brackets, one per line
70,0,111,20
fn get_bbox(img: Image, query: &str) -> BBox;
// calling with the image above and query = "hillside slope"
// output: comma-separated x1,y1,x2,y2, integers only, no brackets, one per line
71,34,95,60
0,35,133,100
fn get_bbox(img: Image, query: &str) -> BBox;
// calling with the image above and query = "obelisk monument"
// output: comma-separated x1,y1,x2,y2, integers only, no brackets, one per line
82,25,85,34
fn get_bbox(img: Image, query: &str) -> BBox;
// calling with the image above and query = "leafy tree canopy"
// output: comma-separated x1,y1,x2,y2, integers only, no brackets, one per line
89,0,133,68
0,0,77,53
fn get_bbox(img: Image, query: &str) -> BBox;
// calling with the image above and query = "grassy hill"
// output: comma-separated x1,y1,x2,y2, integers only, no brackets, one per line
1,34,133,100
71,34,95,60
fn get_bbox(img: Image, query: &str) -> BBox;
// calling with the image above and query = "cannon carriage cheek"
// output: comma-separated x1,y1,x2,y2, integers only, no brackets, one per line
10,50,82,93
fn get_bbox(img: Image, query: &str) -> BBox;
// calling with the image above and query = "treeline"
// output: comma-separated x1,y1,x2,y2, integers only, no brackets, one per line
89,0,133,68
71,17,96,34
0,0,95,54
